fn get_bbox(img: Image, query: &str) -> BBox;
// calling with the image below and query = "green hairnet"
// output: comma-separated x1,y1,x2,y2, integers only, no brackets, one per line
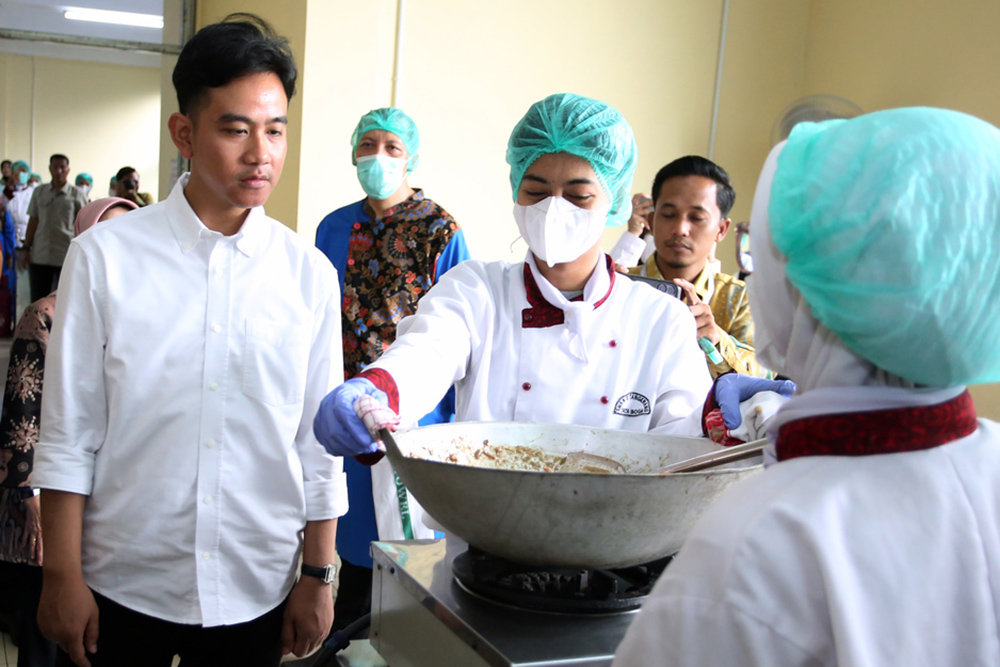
769,107,1000,387
11,160,29,172
76,172,93,186
28,173,40,181
350,108,420,173
506,93,637,226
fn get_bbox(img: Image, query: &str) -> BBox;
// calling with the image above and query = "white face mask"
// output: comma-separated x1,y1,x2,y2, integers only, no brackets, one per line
77,184,91,196
513,196,610,268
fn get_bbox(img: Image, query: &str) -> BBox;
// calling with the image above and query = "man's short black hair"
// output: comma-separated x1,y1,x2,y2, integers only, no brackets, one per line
116,166,137,182
172,13,297,116
651,155,735,217
1,160,10,167
50,154,69,165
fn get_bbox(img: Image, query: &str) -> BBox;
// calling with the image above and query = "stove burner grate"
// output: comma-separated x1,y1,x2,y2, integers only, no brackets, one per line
452,546,673,614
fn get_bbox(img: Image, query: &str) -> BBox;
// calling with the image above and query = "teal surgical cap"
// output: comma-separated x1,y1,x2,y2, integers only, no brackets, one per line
770,107,1000,387
12,160,28,172
350,107,420,173
506,93,638,226
76,172,93,186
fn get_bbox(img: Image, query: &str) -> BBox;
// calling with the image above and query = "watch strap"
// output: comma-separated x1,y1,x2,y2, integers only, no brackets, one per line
301,563,336,584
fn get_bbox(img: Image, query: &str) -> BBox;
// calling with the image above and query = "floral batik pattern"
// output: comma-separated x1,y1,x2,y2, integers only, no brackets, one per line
342,193,461,378
0,293,55,564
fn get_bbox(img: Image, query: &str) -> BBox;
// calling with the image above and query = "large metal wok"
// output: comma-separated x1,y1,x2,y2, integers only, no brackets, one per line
385,422,762,569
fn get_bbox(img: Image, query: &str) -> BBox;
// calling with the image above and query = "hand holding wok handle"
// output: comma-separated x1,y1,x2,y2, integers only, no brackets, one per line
703,373,796,446
313,377,399,463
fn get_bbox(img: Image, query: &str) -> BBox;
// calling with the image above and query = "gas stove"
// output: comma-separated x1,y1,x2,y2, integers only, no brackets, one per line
370,537,663,667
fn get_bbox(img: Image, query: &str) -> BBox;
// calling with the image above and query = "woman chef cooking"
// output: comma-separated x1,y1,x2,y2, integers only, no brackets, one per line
315,93,791,462
614,108,1000,665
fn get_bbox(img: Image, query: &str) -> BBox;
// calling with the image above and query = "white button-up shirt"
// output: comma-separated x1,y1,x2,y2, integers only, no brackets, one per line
34,174,348,626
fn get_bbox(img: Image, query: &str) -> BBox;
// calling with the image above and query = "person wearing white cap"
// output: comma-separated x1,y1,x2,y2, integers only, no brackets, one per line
614,107,1000,666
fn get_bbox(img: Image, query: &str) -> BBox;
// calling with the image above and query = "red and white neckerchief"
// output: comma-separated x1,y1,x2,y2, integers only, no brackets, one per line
774,389,977,462
520,253,615,363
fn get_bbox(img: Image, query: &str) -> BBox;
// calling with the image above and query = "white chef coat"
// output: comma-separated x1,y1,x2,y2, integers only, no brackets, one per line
369,257,710,434
613,420,1000,666
33,174,349,627
608,230,655,267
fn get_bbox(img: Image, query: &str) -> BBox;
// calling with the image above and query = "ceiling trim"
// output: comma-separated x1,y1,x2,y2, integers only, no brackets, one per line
0,27,182,54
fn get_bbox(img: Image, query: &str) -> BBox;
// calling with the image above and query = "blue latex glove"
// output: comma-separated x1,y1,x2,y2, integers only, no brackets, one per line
713,374,796,429
313,378,390,456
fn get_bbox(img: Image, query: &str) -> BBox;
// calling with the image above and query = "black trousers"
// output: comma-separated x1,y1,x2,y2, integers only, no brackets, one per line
0,561,57,667
54,591,286,667
27,264,60,303
330,558,372,636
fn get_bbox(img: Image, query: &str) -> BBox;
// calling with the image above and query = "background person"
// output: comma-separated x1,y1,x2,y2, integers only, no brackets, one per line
614,107,1000,666
314,106,470,634
33,15,346,667
20,155,88,302
1,160,11,187
628,156,770,378
73,174,93,201
0,196,137,667
608,192,655,266
113,167,154,207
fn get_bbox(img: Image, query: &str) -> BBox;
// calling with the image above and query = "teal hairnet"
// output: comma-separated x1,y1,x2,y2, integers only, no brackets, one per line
28,173,40,181
506,93,638,226
76,172,93,186
350,108,420,173
769,107,1000,387
12,160,29,172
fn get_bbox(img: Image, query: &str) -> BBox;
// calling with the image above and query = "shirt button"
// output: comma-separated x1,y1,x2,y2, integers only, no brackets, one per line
352,222,361,230
203,496,213,505
209,382,219,391
347,258,355,266
206,439,216,448
601,396,610,404
202,552,211,560
522,382,531,391
182,242,192,250
609,340,618,347
524,313,533,322
212,324,222,333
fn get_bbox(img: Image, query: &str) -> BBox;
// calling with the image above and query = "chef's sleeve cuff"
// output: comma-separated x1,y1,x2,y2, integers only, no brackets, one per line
303,473,349,521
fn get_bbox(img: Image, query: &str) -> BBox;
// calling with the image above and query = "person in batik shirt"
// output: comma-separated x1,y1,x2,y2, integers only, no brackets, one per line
315,107,469,634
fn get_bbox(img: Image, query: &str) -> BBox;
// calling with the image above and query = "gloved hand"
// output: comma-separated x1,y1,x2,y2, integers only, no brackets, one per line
314,378,393,457
714,374,796,429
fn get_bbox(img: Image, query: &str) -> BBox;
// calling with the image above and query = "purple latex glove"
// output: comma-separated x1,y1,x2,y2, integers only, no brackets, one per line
313,378,390,457
714,374,796,429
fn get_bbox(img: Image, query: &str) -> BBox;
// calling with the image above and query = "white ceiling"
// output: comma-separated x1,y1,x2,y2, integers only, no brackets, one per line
0,0,175,66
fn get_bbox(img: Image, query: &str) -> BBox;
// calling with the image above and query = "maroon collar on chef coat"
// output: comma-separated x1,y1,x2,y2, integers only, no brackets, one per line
521,255,616,329
775,390,977,462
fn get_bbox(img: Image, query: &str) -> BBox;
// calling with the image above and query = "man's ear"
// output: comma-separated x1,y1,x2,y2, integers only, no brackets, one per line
717,217,732,242
168,112,195,160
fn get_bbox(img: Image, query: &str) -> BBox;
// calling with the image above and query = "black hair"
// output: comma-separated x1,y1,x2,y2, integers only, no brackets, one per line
1,160,10,168
116,166,137,182
172,13,297,116
50,154,69,165
651,155,735,217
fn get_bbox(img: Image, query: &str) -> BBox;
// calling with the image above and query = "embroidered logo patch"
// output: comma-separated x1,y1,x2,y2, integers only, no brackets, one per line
614,392,651,417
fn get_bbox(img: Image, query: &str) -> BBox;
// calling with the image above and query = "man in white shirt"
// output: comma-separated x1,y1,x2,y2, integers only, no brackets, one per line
34,14,347,667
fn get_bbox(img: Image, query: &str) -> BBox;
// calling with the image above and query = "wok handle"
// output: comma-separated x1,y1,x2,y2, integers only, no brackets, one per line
658,438,767,474
378,427,402,459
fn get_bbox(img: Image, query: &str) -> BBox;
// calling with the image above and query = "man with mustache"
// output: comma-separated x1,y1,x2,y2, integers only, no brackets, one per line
628,156,770,378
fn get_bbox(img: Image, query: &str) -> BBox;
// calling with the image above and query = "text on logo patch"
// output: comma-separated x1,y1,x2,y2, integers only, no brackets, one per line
614,392,651,417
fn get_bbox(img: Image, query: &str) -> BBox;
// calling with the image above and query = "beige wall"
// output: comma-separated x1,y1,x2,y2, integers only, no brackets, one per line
0,54,161,200
797,0,1000,416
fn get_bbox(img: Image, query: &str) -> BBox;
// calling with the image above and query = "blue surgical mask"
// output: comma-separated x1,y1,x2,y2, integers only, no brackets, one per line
356,154,407,200
17,171,28,186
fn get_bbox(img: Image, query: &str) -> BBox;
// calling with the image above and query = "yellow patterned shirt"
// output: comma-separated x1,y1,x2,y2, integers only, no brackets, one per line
629,257,772,379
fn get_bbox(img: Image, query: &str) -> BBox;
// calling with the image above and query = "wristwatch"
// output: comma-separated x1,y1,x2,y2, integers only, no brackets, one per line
301,563,337,584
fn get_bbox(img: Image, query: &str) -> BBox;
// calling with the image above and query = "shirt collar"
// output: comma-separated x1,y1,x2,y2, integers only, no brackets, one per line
362,189,425,221
166,173,266,257
644,254,713,299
